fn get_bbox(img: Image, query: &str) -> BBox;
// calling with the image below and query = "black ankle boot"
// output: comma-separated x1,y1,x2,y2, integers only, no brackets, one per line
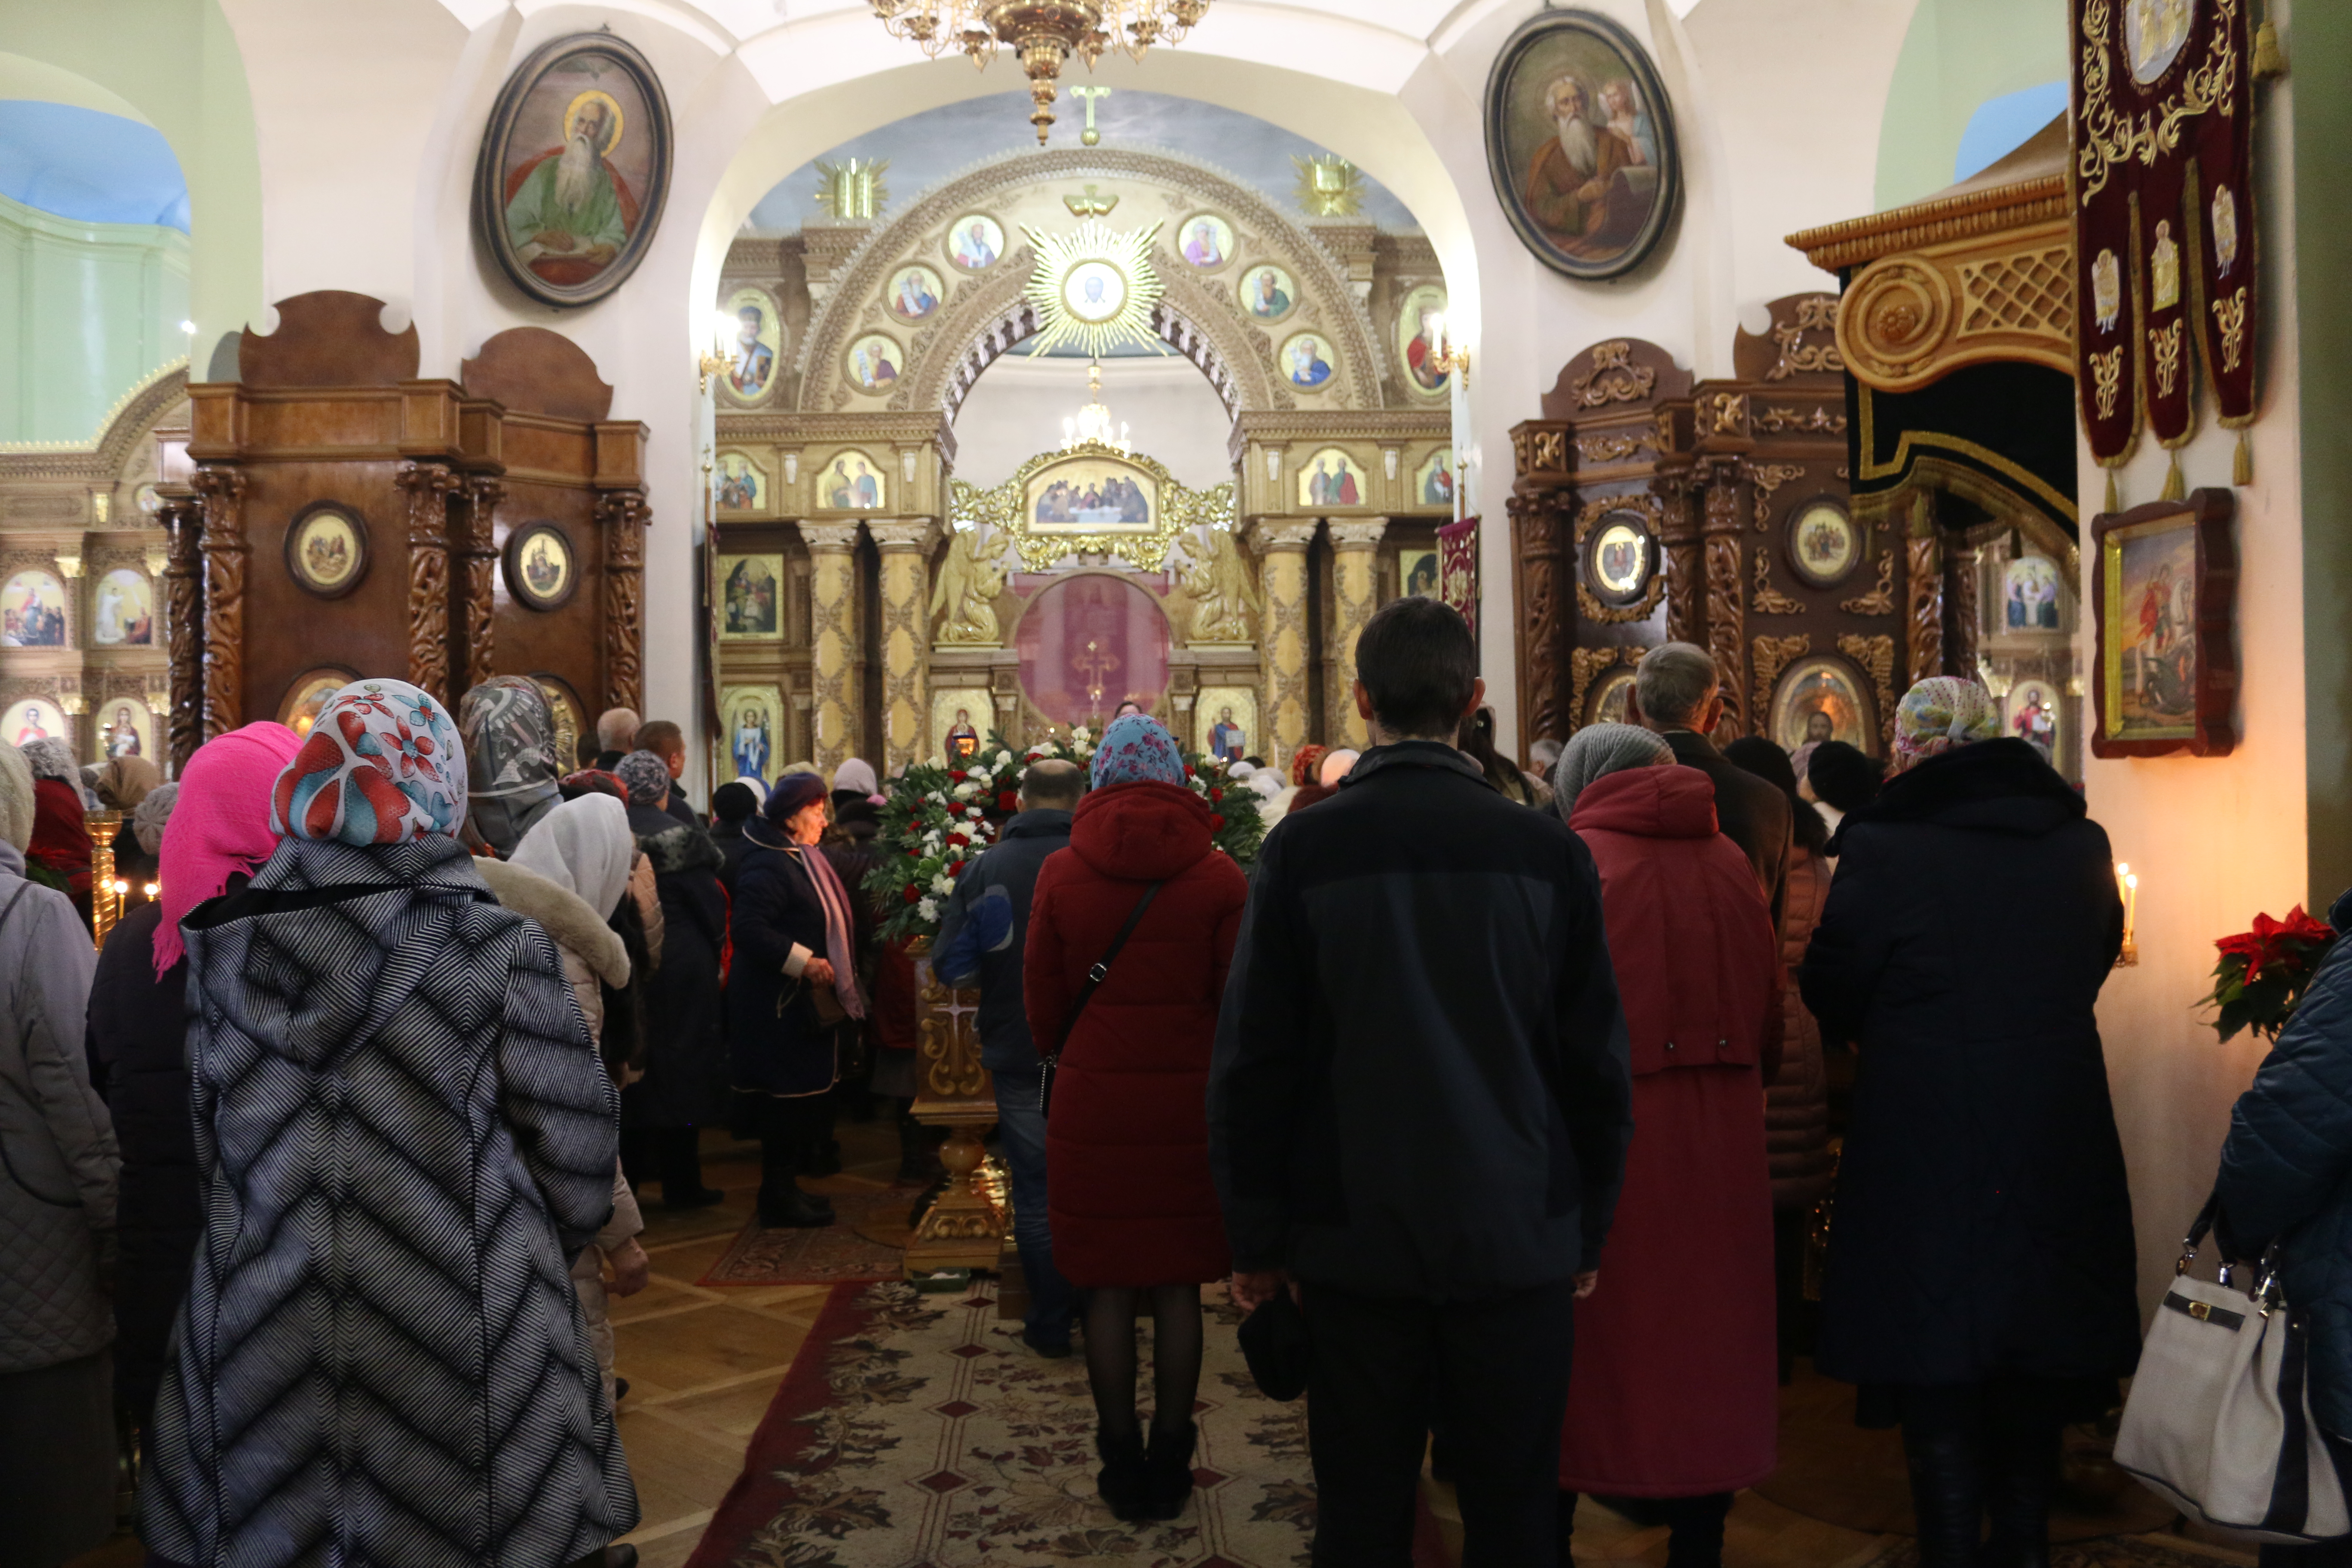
1556,1490,1580,1565
1144,1418,1197,1520
1982,1421,2057,1568
896,1113,943,1184
1902,1421,1988,1568
1096,1427,1149,1522
758,1183,834,1229
1663,1492,1732,1568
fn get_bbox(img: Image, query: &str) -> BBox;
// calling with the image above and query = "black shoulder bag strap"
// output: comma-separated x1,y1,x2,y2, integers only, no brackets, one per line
1038,880,1164,1115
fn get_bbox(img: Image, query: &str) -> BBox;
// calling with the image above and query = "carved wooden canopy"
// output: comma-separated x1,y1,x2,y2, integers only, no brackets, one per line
1785,117,2071,395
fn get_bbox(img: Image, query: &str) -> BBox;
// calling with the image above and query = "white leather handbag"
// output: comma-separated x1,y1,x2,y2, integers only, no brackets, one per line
2115,1198,2351,1544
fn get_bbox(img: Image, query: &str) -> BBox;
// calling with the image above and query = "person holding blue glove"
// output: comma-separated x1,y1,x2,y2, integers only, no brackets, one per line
935,758,1085,1357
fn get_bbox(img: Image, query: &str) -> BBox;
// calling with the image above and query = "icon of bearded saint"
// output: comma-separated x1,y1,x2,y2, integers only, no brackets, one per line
504,86,641,286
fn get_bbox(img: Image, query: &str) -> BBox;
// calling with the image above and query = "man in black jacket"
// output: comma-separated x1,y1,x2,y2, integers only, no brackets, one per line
934,759,1083,1357
1627,641,1793,927
1210,597,1632,1567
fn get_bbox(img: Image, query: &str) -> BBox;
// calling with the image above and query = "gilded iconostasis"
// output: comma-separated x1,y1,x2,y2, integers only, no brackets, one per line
707,91,1457,778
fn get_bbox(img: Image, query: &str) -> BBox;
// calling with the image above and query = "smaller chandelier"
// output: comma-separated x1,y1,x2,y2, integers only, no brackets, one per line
1061,360,1132,455
869,0,1210,144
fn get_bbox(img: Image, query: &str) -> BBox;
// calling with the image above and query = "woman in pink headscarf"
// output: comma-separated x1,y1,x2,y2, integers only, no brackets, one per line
83,722,301,1429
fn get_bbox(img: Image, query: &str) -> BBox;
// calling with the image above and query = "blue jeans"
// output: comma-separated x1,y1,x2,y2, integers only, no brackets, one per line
993,1069,1075,1344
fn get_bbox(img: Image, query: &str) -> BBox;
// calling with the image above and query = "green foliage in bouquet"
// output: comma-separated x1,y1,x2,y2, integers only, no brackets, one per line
860,726,1266,942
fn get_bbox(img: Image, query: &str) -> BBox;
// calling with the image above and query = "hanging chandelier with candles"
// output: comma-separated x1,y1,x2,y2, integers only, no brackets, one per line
868,0,1210,144
1061,359,1132,455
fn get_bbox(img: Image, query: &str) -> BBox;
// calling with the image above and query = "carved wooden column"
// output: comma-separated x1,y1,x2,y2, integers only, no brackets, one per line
1326,518,1387,745
1905,490,1945,688
597,491,649,714
868,518,938,773
1654,474,1706,649
1944,538,1980,677
159,493,205,771
454,475,503,691
903,946,1006,1278
1697,456,1749,737
191,466,247,741
801,522,861,775
1507,492,1567,744
1249,519,1317,771
396,462,460,702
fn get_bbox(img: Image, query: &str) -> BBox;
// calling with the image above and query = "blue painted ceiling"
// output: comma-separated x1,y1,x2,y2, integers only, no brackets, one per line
748,89,1421,237
0,100,189,230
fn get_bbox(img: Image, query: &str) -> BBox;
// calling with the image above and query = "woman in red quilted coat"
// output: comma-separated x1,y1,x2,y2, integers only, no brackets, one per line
1550,724,1781,1568
1026,714,1246,1525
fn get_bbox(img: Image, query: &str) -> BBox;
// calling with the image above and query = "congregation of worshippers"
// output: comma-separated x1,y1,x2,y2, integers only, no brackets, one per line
18,588,2309,1568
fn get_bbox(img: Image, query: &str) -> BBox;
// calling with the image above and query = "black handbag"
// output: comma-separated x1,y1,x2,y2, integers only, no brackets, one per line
1038,880,1163,1115
1237,1286,1312,1402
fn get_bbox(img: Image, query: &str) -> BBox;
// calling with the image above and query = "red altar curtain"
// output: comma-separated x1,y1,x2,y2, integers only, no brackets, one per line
1014,575,1173,729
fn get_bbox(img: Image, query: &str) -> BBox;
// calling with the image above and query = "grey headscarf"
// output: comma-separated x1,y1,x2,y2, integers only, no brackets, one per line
133,781,181,857
458,677,560,856
21,736,76,785
1551,723,1673,821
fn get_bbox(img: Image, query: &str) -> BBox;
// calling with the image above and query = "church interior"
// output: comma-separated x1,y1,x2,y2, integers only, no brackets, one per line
3,0,2347,1564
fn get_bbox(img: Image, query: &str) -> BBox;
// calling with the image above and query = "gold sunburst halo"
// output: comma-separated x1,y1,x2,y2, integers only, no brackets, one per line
1022,218,1165,358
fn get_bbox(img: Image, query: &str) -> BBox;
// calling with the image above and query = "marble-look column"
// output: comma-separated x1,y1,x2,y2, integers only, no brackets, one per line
1250,519,1319,772
867,518,939,775
1327,518,1388,746
801,522,862,776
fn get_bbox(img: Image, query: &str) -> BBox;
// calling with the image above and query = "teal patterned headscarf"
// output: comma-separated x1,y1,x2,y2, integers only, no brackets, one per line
1090,714,1186,789
270,679,466,843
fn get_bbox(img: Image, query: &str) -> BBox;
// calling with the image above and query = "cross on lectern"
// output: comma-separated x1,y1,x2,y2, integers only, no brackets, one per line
1075,637,1121,713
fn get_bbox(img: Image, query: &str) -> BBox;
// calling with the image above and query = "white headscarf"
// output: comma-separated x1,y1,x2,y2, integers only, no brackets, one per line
732,775,768,806
511,791,635,922
0,738,32,853
832,757,879,796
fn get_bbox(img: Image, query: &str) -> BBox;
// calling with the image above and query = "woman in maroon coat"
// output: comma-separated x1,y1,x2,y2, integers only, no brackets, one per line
1551,724,1781,1568
1026,714,1246,1524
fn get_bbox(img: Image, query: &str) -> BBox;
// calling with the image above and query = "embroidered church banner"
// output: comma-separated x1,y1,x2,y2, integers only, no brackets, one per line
2071,0,2256,466
1439,515,1480,640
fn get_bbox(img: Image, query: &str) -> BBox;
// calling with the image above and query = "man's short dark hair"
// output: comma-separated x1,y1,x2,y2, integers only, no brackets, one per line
636,720,684,758
1354,596,1476,739
711,781,758,823
1020,758,1084,809
1807,741,1884,815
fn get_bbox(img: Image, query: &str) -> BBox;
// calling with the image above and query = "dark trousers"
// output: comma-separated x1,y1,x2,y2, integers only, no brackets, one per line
752,1094,829,1216
992,1067,1075,1344
1303,1276,1578,1568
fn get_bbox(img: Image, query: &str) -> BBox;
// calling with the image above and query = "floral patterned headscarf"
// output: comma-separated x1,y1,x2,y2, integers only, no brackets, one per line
1891,677,2003,773
613,749,672,808
1090,714,1186,790
457,676,559,855
270,679,466,843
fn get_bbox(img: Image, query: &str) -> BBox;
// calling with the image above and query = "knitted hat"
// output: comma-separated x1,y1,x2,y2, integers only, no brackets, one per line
1551,723,1672,820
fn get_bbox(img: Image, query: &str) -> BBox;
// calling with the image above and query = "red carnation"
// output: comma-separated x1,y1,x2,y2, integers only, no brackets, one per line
999,791,1019,811
1209,813,1225,831
950,769,968,783
1184,763,1196,777
950,860,966,876
1209,786,1223,803
903,884,921,904
906,848,920,859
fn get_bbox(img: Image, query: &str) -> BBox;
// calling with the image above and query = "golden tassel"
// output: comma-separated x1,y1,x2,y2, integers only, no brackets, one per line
2105,468,2121,514
2162,452,2186,501
2254,18,2288,80
2236,430,2254,485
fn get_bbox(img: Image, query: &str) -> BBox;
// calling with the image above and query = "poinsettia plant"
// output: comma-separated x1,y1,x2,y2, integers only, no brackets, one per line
859,726,1266,943
2202,905,2340,1042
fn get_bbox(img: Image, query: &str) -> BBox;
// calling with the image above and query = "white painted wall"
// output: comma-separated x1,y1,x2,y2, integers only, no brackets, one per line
951,356,1239,491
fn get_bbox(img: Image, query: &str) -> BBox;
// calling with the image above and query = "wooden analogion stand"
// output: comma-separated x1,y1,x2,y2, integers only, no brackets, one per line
902,943,1010,1280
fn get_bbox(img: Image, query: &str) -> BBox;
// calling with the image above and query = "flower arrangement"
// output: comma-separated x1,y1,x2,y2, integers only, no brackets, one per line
2202,906,2340,1042
859,725,1267,942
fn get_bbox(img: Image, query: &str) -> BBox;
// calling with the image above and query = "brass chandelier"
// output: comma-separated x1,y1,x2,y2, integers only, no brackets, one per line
868,0,1210,144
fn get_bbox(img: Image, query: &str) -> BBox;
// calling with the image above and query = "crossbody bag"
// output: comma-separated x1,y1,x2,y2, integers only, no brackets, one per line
1037,879,1163,1115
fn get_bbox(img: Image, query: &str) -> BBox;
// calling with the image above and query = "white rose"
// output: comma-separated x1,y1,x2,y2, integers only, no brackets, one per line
931,873,954,896
966,806,983,819
918,896,938,922
953,781,976,799
996,749,1013,766
928,790,947,805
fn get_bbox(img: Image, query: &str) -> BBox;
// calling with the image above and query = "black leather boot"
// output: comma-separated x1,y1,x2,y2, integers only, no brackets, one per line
1096,1427,1149,1522
1902,1418,1987,1568
1143,1418,1197,1520
1556,1491,1580,1566
1981,1417,2058,1568
1663,1492,1733,1568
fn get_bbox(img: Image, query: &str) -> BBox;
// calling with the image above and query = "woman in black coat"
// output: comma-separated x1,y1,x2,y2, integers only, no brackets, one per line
615,749,730,1208
1800,680,2137,1568
726,772,866,1228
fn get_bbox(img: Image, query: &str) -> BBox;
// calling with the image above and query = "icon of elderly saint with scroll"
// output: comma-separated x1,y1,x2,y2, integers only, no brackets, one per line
1522,73,1654,260
504,91,640,286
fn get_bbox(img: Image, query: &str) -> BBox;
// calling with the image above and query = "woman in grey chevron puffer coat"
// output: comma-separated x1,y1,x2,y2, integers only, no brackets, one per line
138,680,638,1568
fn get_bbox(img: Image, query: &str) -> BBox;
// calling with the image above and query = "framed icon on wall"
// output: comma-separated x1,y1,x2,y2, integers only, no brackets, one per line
504,521,578,612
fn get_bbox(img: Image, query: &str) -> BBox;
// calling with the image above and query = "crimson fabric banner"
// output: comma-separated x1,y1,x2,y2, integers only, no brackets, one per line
2070,0,2256,464
1439,515,1479,640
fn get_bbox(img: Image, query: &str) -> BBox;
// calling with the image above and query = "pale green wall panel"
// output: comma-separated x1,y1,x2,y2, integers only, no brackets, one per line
0,193,189,443
1874,0,2068,211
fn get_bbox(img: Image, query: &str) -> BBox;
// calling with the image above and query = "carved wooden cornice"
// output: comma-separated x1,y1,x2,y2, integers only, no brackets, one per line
718,410,956,450
1785,175,2067,273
